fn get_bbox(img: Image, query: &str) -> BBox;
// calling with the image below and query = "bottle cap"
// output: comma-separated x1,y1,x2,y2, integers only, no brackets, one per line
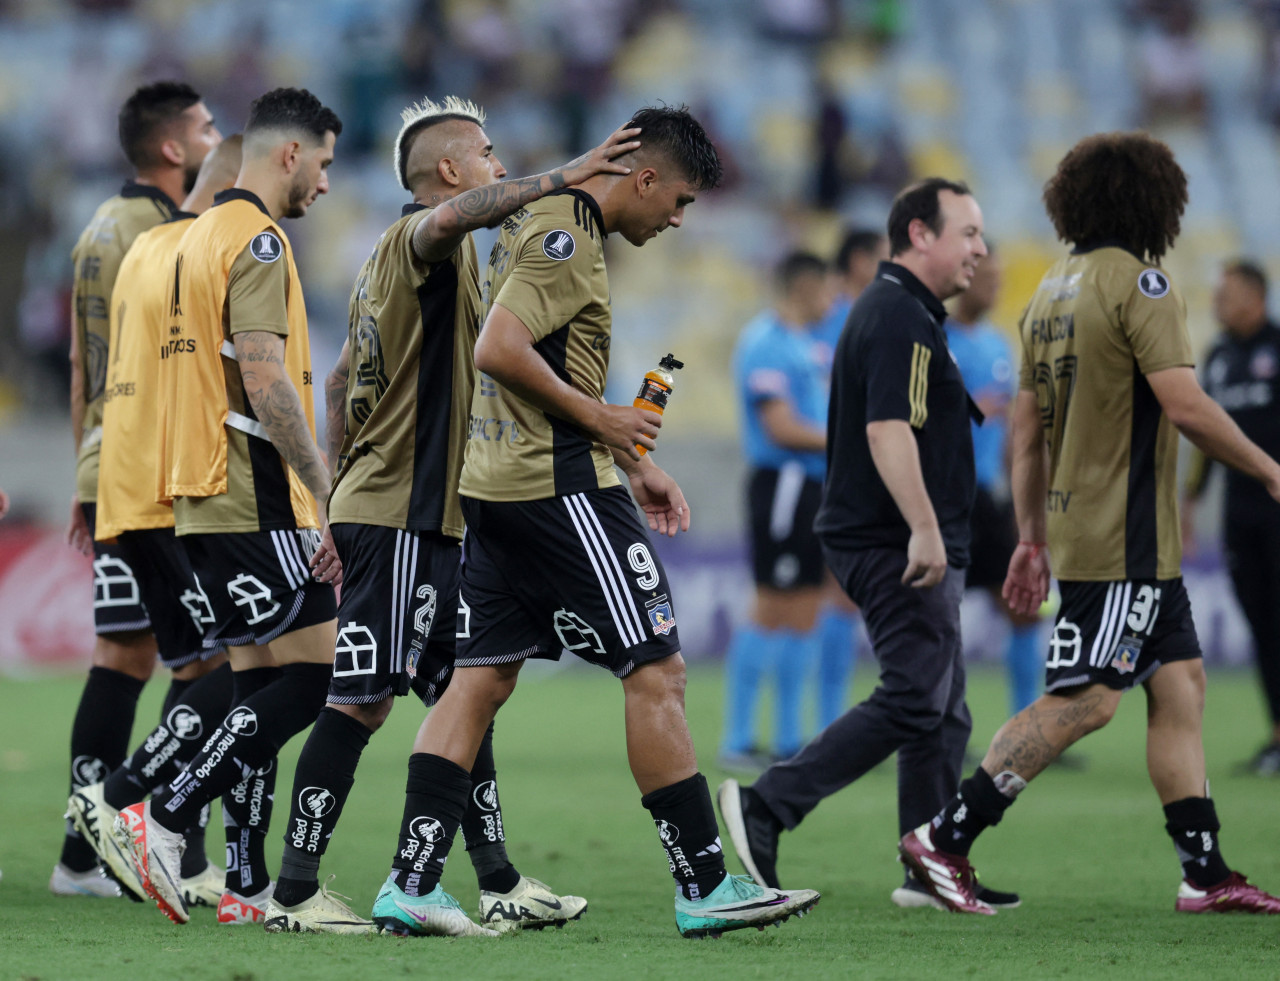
659,353,684,371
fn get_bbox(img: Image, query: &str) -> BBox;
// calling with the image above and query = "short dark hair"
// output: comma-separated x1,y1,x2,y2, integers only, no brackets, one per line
245,88,343,144
625,104,722,191
776,251,827,291
1224,258,1268,297
887,178,972,257
1042,132,1186,262
118,81,202,169
834,227,884,273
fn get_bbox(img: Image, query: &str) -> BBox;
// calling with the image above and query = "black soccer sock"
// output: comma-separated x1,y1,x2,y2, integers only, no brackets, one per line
930,767,1017,858
274,708,373,908
161,676,195,720
62,666,146,871
153,662,328,833
641,773,727,902
222,757,278,898
103,662,235,808
1164,796,1231,888
461,723,519,894
389,753,471,898
180,804,212,879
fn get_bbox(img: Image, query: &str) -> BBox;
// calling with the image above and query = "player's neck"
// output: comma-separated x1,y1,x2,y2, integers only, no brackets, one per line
411,182,457,207
132,169,185,209
233,165,286,221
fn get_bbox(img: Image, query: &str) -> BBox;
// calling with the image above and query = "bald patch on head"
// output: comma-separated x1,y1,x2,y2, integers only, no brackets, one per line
198,133,243,185
404,118,486,193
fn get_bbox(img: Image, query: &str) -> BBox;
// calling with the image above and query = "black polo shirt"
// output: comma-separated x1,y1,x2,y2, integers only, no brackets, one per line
1199,321,1280,515
815,261,977,566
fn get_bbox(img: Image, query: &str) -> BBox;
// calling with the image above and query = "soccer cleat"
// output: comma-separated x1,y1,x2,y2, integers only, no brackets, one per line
182,863,226,909
891,872,1021,910
675,873,820,938
1175,872,1280,913
717,778,782,889
113,801,189,924
65,784,148,902
1235,742,1280,777
478,875,588,931
371,876,497,937
263,877,373,934
898,824,995,915
218,883,273,924
48,862,122,899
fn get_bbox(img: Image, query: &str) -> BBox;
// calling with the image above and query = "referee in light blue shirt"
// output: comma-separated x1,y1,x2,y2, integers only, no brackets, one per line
720,252,834,769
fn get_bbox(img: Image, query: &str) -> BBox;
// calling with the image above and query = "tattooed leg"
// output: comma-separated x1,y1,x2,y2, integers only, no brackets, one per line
981,685,1122,784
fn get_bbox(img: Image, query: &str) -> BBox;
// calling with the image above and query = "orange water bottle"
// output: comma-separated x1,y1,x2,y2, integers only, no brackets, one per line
633,353,683,456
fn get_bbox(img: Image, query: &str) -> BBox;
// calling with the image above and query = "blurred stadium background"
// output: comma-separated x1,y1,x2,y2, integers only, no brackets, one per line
0,0,1273,671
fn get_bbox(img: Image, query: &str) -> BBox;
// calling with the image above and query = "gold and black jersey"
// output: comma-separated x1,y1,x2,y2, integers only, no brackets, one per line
96,214,195,540
1018,246,1194,580
164,189,318,535
328,204,480,539
458,189,619,502
71,181,177,502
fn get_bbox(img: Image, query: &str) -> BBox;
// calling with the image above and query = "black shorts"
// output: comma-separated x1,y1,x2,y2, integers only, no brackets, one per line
84,502,151,636
967,487,1017,591
327,524,459,707
1044,578,1201,693
747,465,824,589
457,486,681,678
181,528,337,649
116,527,221,669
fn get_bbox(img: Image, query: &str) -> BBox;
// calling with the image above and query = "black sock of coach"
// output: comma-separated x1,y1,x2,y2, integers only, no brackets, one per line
1164,796,1231,888
389,753,471,898
274,708,373,907
641,773,728,902
461,722,519,894
62,666,146,871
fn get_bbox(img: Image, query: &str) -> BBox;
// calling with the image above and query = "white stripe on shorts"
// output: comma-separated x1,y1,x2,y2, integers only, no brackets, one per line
769,461,806,542
270,530,300,590
564,494,647,648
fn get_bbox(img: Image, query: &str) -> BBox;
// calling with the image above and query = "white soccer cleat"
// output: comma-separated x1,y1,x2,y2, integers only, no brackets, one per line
262,876,373,934
65,784,148,901
48,862,122,899
113,801,189,924
479,875,588,931
182,862,226,909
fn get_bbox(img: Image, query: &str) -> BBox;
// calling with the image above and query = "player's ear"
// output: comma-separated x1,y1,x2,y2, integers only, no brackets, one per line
635,166,659,197
158,138,184,168
280,140,302,174
438,156,460,188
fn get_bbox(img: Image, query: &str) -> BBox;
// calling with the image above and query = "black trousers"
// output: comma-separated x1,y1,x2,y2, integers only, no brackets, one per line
754,546,971,835
1224,508,1280,726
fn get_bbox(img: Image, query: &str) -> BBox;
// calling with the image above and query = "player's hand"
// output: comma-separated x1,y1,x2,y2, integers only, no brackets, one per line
1002,541,1051,617
591,404,660,461
560,125,641,186
628,460,691,537
66,496,92,557
309,523,342,587
1265,467,1280,505
902,526,946,588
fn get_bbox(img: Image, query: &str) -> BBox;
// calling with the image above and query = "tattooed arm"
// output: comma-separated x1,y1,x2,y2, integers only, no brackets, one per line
235,330,331,519
412,123,640,264
324,338,351,471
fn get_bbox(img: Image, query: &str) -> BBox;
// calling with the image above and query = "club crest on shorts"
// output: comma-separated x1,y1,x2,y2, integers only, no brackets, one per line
1138,268,1170,299
250,231,283,263
1110,635,1144,675
542,229,575,261
646,594,676,636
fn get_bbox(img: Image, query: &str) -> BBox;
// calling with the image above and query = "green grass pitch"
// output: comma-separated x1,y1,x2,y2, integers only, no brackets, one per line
2,661,1278,981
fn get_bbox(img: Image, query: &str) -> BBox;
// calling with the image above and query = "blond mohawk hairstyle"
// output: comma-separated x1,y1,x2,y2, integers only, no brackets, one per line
394,95,487,190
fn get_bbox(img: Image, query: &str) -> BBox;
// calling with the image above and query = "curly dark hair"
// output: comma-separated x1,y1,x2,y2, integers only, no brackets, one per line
1042,132,1187,262
245,88,343,144
624,104,722,191
118,81,202,169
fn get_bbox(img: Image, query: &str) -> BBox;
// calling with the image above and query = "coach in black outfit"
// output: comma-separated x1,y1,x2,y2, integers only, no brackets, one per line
719,178,1018,908
1185,259,1280,775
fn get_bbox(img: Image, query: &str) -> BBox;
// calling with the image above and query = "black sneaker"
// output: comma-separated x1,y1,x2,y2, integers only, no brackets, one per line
891,869,1021,910
1235,742,1280,777
716,779,782,889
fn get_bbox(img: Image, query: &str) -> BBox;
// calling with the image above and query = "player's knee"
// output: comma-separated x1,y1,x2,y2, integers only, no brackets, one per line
93,631,157,680
171,651,227,682
331,697,393,731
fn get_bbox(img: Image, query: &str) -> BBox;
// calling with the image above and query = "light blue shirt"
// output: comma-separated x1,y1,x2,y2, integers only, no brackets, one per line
945,318,1016,491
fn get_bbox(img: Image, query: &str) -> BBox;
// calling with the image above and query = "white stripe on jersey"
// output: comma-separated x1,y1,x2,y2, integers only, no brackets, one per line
574,494,649,646
564,494,646,648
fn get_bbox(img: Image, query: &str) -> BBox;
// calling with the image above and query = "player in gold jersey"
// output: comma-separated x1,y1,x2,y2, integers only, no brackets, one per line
903,133,1280,914
265,98,638,936
57,81,221,898
367,105,819,939
113,89,344,927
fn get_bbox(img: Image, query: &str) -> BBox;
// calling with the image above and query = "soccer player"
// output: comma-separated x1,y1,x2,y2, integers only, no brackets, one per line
364,104,820,939
720,252,833,769
67,140,279,920
901,133,1280,915
944,246,1043,717
1184,260,1280,775
810,229,886,730
719,179,1017,912
263,97,640,936
58,80,221,898
113,88,343,926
